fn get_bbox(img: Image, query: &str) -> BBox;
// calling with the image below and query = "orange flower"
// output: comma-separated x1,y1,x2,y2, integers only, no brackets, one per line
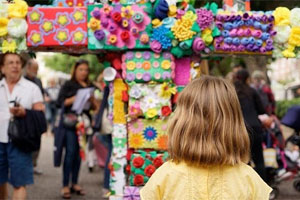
142,61,151,70
157,135,168,150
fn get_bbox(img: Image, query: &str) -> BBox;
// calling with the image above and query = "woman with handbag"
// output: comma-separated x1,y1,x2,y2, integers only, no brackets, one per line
56,59,97,199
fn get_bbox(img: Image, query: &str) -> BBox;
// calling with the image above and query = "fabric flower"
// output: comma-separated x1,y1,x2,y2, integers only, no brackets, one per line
162,71,171,80
150,40,162,53
290,8,300,27
160,83,176,99
133,175,144,186
151,26,172,50
124,186,140,200
157,135,168,150
171,18,196,41
112,12,122,23
92,8,101,19
101,4,112,16
122,19,129,28
94,30,105,41
146,109,158,119
142,72,151,82
274,25,290,44
129,85,142,99
121,31,130,42
127,61,136,71
153,156,163,168
142,61,151,70
192,37,206,53
140,33,149,44
129,134,144,149
144,165,156,177
7,18,28,38
132,156,144,168
113,138,126,148
132,12,144,24
129,119,144,134
161,60,171,70
182,10,197,22
126,72,135,82
196,8,213,30
121,6,134,19
143,127,158,140
129,103,143,118
273,7,290,26
162,17,176,29
0,17,8,37
8,0,28,18
88,17,101,31
161,106,171,117
2,40,17,53
130,26,139,36
143,51,151,60
288,27,300,47
108,34,117,44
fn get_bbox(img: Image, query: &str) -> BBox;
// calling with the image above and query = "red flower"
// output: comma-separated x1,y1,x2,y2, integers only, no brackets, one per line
121,31,130,41
144,165,156,177
111,12,122,23
122,90,129,102
132,156,144,168
161,106,172,117
153,156,164,168
133,175,144,186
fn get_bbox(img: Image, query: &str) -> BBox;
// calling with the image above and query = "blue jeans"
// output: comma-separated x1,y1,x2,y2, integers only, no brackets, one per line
97,134,112,189
63,129,81,187
0,142,33,187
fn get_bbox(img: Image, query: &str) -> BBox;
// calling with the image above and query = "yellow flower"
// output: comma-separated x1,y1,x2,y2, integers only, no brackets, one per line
288,27,300,47
126,61,136,70
8,0,28,18
88,17,101,31
171,18,196,41
73,10,84,22
152,19,162,28
202,28,212,35
121,6,134,19
0,17,8,37
160,82,176,99
182,10,197,22
56,31,68,42
74,31,84,42
282,45,296,58
31,32,41,44
29,11,41,22
202,33,213,45
129,134,144,149
109,34,117,44
168,5,177,17
42,21,53,32
58,15,69,26
2,40,17,53
161,60,171,70
146,109,158,119
273,7,290,26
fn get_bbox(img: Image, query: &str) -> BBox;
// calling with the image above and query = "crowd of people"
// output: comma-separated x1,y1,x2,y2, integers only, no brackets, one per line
0,53,278,200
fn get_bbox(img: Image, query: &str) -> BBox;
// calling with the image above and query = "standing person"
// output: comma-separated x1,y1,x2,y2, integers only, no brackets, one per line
140,76,272,200
0,53,44,200
252,70,276,115
234,69,267,181
55,59,96,199
45,78,60,132
24,59,44,175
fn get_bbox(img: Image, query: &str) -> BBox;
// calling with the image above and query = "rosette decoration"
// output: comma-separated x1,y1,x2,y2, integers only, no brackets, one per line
27,7,87,50
214,10,275,55
127,150,168,186
150,1,220,57
87,3,152,50
52,0,88,7
0,0,28,53
273,7,300,58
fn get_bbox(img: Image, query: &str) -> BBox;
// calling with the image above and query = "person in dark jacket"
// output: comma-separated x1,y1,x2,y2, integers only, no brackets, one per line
234,69,267,181
55,59,97,199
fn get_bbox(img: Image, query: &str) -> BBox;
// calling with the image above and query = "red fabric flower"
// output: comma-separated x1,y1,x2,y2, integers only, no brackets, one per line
121,31,130,41
133,175,144,186
144,165,156,177
132,156,144,168
153,156,164,168
122,90,129,102
161,106,172,117
112,12,122,23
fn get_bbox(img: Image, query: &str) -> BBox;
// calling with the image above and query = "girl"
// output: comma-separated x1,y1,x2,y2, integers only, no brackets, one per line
140,76,272,200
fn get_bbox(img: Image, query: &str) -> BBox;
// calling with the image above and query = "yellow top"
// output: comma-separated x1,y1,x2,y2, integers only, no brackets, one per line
140,161,272,200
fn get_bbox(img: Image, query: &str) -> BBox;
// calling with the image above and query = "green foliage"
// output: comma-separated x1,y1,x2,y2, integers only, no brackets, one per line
44,53,104,81
276,98,300,119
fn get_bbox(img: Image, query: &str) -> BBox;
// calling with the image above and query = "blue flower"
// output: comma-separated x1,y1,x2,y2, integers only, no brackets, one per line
151,26,172,50
143,127,158,141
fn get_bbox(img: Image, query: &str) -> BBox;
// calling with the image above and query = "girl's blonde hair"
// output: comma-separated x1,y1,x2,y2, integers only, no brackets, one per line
168,76,250,166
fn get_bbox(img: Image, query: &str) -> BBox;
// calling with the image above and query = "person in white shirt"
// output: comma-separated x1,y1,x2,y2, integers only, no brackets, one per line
0,53,44,200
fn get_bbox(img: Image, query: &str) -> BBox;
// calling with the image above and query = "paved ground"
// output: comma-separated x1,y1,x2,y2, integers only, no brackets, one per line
6,132,300,200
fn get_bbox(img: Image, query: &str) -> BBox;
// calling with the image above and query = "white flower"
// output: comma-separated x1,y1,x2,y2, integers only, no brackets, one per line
7,18,28,38
129,84,142,99
0,0,8,18
274,25,291,44
290,8,300,27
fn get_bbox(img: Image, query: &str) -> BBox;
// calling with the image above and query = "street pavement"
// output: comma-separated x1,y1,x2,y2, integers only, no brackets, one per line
6,134,300,200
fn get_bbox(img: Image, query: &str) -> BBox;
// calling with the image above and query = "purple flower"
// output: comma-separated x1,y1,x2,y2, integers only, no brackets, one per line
126,72,135,82
126,52,134,60
268,15,274,22
150,40,162,53
266,39,273,46
94,30,105,41
260,47,266,53
143,52,151,60
237,44,245,51
101,18,109,28
108,23,117,33
192,37,205,53
163,52,172,59
266,45,273,51
142,72,151,82
216,21,223,29
196,8,214,30
92,9,101,19
162,72,171,80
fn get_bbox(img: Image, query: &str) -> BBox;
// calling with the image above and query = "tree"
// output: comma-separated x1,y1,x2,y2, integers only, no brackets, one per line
44,53,104,80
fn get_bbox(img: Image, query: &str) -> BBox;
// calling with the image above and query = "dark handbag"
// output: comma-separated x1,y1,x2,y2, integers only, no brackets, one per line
62,112,78,129
8,117,20,140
